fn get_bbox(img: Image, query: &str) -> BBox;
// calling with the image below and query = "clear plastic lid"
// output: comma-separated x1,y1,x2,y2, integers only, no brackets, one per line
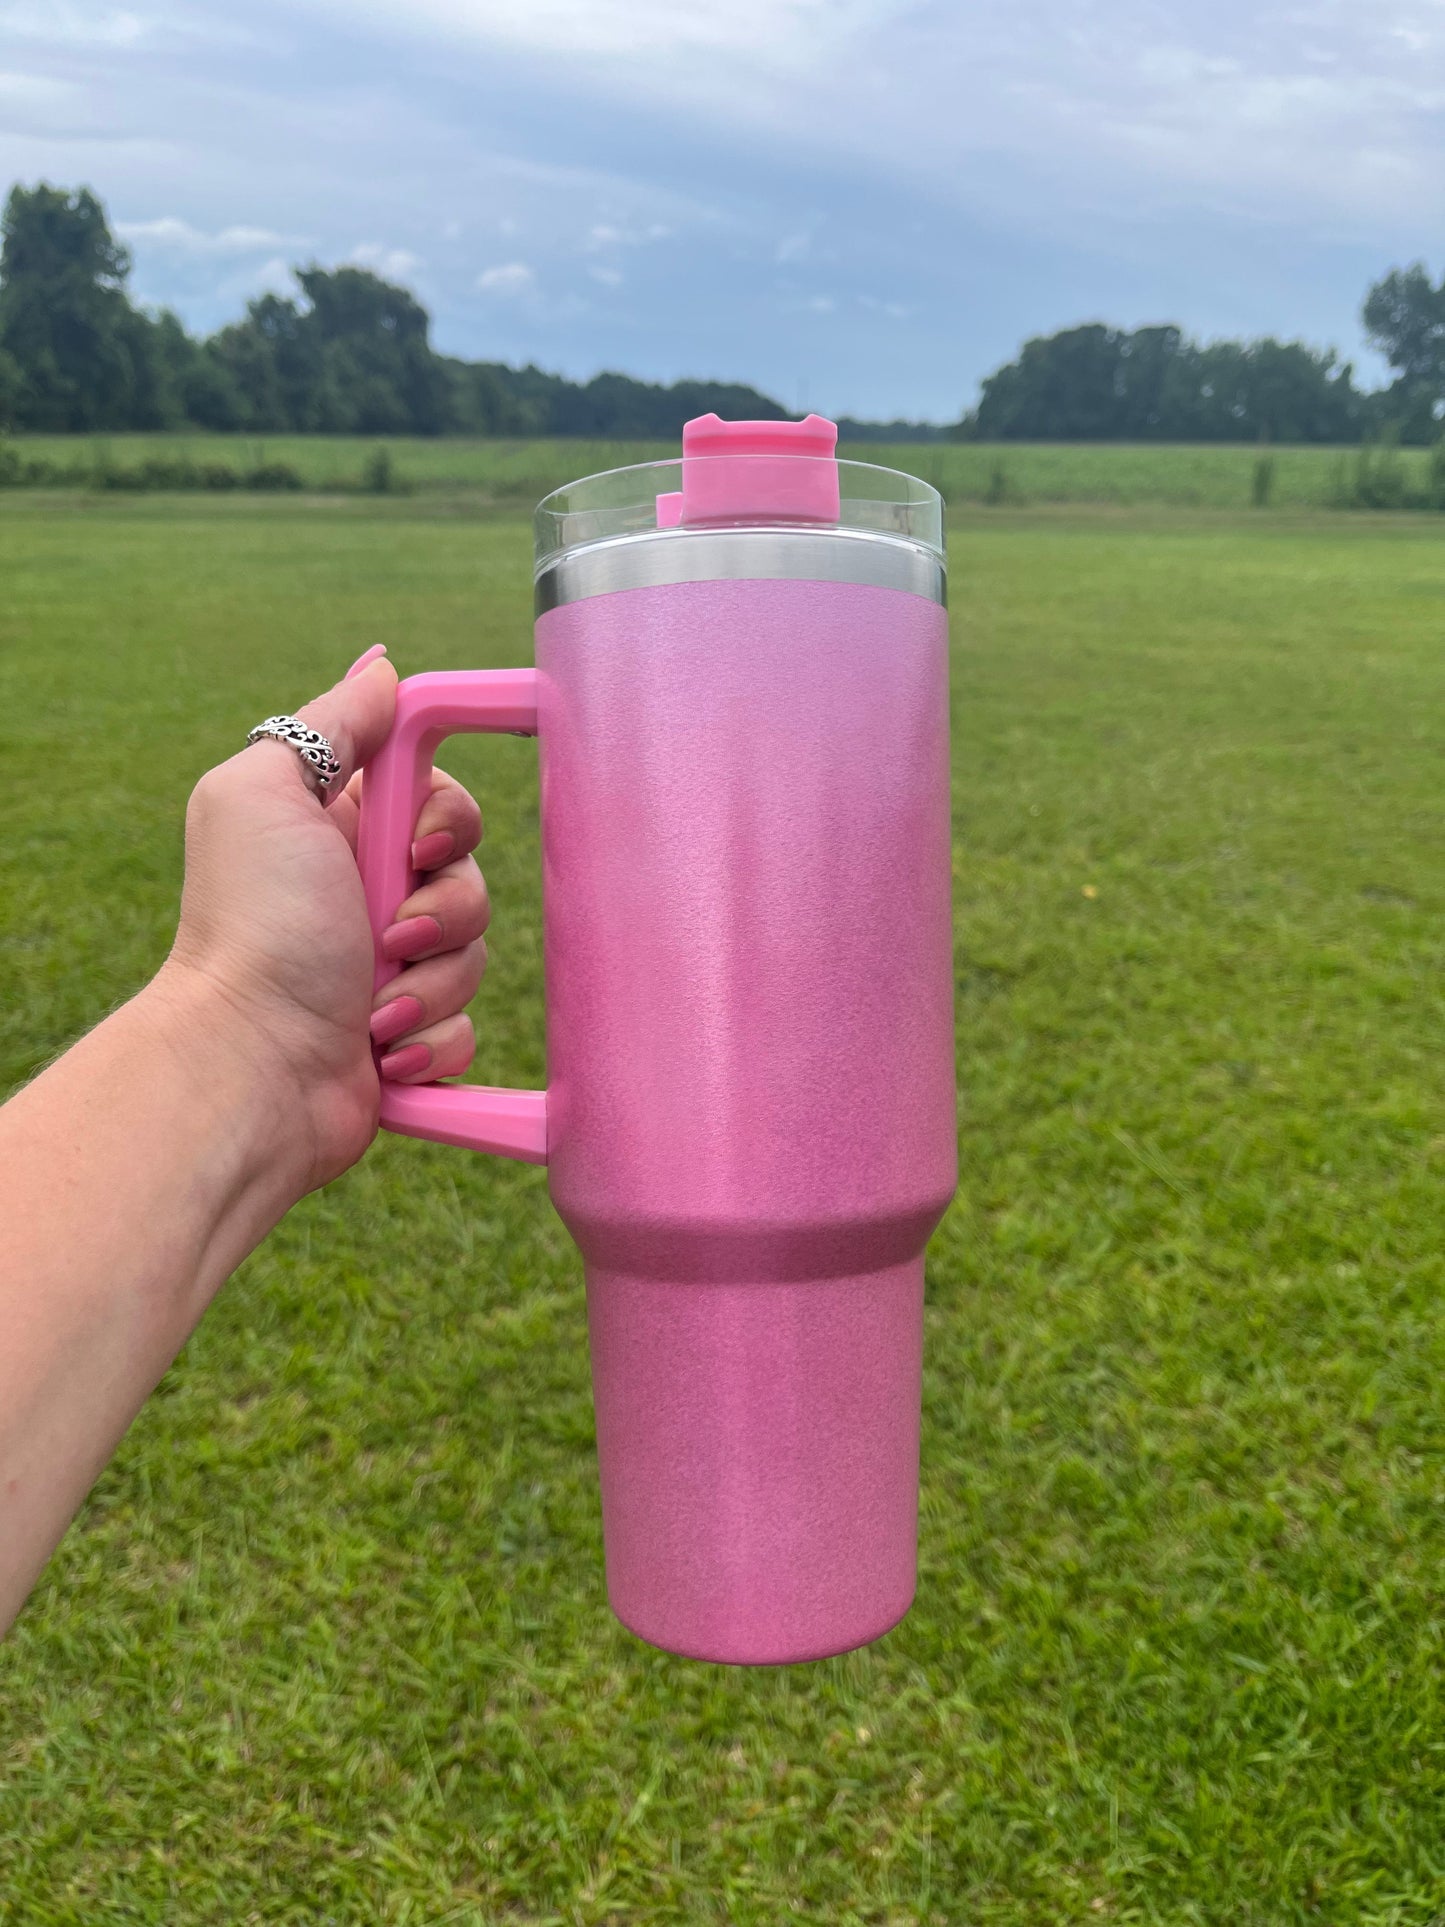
534,434,944,582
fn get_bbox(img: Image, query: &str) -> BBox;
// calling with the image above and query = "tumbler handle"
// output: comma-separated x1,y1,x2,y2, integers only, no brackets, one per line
356,669,547,1165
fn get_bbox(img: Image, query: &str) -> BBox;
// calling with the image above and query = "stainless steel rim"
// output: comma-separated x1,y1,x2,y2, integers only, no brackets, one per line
535,526,947,615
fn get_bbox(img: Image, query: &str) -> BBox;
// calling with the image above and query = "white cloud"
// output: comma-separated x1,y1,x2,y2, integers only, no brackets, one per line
476,261,535,295
585,220,670,251
588,263,623,286
859,294,911,320
222,254,296,302
0,1,263,51
118,216,304,253
806,294,835,313
350,241,420,278
0,69,75,104
292,0,897,67
27,0,1445,270
0,4,148,47
278,0,1445,238
252,256,295,295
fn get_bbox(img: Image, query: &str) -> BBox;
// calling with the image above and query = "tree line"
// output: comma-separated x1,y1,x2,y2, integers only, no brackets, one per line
0,183,787,437
3,180,1444,444
964,296,1444,444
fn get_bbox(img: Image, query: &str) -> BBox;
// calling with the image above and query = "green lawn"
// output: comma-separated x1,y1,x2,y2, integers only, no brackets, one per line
6,431,1435,509
2,494,1444,1923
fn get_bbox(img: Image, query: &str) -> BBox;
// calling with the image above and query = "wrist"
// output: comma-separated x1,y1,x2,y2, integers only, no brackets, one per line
137,960,315,1219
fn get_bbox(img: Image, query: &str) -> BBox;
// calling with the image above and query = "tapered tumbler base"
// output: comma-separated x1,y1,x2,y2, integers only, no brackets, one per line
584,1257,924,1666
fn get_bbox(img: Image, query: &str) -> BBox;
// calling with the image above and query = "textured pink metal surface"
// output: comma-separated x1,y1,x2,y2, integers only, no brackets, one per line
586,1263,925,1664
537,576,956,1663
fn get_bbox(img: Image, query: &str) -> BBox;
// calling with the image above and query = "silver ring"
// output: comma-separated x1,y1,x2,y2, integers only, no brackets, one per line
246,715,342,792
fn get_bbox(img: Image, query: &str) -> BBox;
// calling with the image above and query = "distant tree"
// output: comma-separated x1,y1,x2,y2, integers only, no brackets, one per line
201,268,449,433
1363,265,1445,386
976,323,1204,439
549,371,786,437
1114,324,1187,437
835,415,948,442
0,343,20,427
1177,338,1361,443
439,360,786,438
974,324,1127,440
973,322,1366,443
125,307,193,429
206,294,299,429
295,265,448,434
178,339,245,430
1362,263,1445,440
443,358,536,434
0,180,803,438
1235,339,1360,443
0,183,142,428
638,377,785,435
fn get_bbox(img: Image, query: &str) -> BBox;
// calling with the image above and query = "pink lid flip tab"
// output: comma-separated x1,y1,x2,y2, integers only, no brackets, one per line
656,412,841,529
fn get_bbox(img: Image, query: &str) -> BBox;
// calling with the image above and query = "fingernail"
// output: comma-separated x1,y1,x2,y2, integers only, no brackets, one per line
381,914,442,962
369,994,423,1046
379,1042,431,1081
346,644,388,681
411,830,454,870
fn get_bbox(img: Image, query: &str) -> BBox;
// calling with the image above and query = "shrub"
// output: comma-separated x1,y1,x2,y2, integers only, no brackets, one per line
76,454,303,492
361,446,399,494
0,449,81,487
96,462,146,491
242,462,302,491
145,457,199,489
1428,437,1445,510
1351,431,1408,510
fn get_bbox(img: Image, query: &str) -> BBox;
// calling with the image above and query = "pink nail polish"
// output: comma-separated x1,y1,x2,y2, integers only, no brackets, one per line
411,830,454,870
379,1042,431,1081
369,995,423,1046
346,643,388,680
381,914,443,962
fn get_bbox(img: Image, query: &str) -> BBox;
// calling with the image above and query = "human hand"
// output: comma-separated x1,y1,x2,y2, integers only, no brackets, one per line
161,645,490,1195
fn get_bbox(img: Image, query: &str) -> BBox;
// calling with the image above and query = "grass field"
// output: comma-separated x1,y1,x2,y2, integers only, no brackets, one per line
2,491,1444,1923
7,431,1439,510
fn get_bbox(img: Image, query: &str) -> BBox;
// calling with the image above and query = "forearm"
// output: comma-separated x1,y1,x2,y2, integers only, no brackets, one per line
0,967,305,1631
0,649,480,1634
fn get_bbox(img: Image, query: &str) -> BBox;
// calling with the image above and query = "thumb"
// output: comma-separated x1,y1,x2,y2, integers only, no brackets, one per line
284,651,399,799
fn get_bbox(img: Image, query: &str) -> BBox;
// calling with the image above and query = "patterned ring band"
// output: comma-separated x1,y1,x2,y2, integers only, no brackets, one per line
245,714,343,792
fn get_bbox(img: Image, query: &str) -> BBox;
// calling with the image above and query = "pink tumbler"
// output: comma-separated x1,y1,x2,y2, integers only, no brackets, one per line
357,414,956,1663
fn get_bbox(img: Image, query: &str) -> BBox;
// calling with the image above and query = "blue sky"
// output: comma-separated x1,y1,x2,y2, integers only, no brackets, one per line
1,0,1441,420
